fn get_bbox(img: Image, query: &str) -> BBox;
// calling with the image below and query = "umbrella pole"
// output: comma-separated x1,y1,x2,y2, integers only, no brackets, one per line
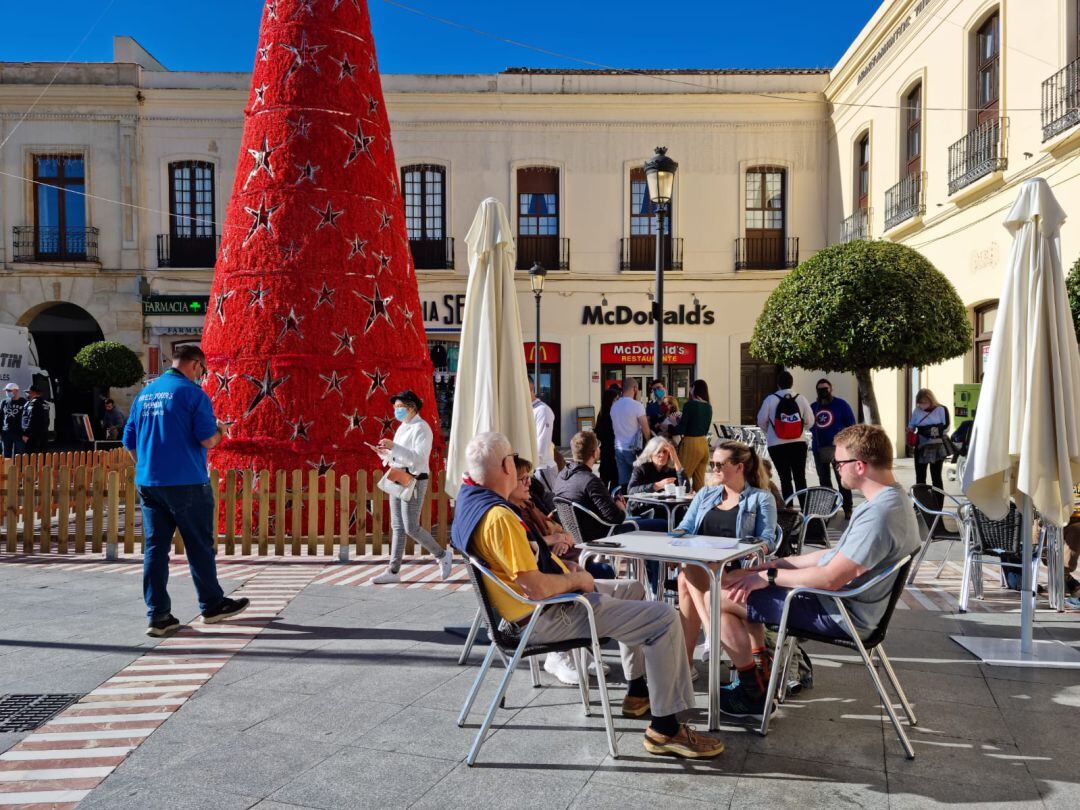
1019,493,1035,656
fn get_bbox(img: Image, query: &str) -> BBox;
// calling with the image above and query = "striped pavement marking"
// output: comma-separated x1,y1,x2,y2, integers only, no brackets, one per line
0,563,329,808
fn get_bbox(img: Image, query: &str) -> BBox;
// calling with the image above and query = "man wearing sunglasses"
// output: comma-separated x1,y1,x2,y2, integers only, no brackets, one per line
124,344,248,638
713,424,920,718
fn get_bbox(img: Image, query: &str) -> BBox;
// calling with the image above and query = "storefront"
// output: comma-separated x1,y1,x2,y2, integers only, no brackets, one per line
524,341,562,444
599,341,697,403
142,295,209,376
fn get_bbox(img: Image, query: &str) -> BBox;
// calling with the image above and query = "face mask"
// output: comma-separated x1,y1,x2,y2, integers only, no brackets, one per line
4,392,12,400
393,406,409,422
654,388,665,399
817,387,831,401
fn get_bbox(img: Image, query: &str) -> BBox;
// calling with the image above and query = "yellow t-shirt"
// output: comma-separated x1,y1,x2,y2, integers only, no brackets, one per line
1072,483,1080,519
470,505,568,623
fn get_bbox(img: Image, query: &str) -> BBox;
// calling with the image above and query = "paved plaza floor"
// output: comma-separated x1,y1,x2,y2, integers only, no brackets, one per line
1,460,1078,808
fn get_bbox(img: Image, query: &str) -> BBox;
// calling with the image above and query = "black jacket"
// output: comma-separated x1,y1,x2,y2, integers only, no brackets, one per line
21,397,49,439
553,461,625,542
627,462,688,495
1,396,25,433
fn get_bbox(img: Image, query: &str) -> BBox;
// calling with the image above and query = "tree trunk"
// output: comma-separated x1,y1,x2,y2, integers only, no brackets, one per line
855,367,881,425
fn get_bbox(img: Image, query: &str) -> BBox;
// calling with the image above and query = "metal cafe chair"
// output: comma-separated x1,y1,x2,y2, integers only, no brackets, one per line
907,484,967,584
958,501,1045,613
457,554,617,766
784,487,843,548
760,555,917,759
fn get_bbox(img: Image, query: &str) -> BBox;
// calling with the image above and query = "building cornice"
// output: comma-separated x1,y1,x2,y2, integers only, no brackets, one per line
395,118,829,132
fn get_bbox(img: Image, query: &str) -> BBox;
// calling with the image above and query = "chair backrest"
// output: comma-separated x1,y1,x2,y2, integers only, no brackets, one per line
792,486,842,519
463,555,529,654
968,501,1022,556
554,496,618,543
774,508,804,557
554,498,585,545
862,556,915,648
909,484,963,539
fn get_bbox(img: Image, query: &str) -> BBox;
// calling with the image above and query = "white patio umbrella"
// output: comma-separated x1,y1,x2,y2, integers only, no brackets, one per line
444,197,537,498
957,177,1080,667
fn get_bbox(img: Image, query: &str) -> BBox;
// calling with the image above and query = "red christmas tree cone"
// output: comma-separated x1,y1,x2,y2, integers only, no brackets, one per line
202,0,440,488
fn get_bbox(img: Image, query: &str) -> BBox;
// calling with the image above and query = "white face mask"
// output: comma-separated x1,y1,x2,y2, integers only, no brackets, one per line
4,392,13,399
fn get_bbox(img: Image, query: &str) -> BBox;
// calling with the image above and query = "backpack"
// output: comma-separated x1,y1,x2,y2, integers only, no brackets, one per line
772,394,804,441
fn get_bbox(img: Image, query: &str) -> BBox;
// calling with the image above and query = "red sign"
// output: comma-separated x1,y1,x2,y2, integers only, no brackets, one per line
600,342,697,365
523,341,561,364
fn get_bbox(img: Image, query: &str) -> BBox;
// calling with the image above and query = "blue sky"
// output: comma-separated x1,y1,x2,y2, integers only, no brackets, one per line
2,0,881,74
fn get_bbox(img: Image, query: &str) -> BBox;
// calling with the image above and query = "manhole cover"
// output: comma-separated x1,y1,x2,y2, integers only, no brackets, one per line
0,694,84,732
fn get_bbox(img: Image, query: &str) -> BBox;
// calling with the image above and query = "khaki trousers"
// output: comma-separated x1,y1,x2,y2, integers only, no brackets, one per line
678,435,710,492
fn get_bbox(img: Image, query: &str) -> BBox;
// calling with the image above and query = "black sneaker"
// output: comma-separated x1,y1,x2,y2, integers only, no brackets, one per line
146,614,181,638
202,597,250,624
718,680,768,719
1066,575,1080,597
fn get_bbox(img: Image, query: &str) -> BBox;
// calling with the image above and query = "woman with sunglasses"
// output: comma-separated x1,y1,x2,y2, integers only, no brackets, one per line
672,441,777,671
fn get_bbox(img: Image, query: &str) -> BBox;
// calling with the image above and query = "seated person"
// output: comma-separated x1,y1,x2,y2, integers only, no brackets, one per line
716,425,920,718
101,398,126,441
451,431,725,758
553,430,667,540
674,441,777,669
628,436,688,496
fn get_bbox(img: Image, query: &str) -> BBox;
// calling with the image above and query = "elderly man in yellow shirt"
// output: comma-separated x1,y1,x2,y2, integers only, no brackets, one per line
452,431,724,759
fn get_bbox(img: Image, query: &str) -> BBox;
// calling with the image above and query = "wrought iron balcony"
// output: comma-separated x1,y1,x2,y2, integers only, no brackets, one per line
840,208,871,243
734,236,799,271
884,173,926,231
620,236,683,271
13,225,99,263
157,234,220,268
1042,58,1080,141
408,236,454,270
516,236,569,271
948,117,1008,195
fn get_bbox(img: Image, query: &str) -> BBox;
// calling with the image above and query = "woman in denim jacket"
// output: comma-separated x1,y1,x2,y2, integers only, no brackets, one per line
675,440,777,671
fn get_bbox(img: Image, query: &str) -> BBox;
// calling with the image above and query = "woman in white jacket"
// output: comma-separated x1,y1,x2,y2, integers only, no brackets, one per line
372,390,453,584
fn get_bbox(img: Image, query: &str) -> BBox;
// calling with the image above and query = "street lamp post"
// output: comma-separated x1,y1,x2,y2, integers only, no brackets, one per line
529,261,547,394
644,146,678,383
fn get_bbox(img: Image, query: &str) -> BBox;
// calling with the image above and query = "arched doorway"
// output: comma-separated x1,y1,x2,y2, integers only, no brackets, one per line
740,342,778,425
26,303,103,443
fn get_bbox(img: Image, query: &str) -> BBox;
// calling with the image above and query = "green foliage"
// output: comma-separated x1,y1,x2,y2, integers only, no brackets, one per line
750,240,971,373
70,341,144,391
1067,255,1080,342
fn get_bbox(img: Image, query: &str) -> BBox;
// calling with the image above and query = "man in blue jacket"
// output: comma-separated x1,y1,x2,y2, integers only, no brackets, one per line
123,345,248,637
810,379,856,519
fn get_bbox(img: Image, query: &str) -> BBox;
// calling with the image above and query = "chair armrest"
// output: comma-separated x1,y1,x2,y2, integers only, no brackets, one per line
468,555,585,608
779,555,912,602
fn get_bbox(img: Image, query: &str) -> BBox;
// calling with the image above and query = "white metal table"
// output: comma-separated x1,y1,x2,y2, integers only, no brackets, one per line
625,492,694,532
580,531,767,731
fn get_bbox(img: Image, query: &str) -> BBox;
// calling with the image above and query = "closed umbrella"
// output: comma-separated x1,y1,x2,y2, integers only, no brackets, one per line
957,177,1080,667
444,197,537,498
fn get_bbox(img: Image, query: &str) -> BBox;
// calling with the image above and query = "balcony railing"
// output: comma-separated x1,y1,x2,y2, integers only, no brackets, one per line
840,208,871,243
884,173,926,231
13,225,99,263
734,236,799,271
516,235,569,271
619,236,683,271
408,236,454,270
157,234,220,268
948,117,1008,195
1042,58,1080,141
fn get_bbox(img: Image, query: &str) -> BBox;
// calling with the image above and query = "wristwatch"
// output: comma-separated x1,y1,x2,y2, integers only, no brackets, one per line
767,567,778,585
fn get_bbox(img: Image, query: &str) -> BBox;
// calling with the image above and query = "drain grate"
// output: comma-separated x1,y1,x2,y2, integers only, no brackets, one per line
0,693,84,732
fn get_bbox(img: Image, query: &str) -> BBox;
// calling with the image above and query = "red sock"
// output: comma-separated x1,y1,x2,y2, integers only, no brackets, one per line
737,662,766,693
751,646,773,681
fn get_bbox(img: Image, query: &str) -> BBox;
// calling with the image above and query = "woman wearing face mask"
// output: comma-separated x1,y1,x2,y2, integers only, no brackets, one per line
372,390,453,584
672,441,776,671
907,388,950,496
670,379,713,491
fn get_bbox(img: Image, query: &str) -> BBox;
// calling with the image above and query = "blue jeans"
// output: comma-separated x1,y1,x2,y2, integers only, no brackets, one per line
139,483,225,621
1,430,24,458
614,448,637,490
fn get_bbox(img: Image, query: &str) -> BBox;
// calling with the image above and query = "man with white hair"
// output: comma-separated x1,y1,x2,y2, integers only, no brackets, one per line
450,431,725,759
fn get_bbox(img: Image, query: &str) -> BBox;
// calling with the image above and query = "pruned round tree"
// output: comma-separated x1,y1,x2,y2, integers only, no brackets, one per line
750,240,971,424
1067,255,1080,341
70,341,144,393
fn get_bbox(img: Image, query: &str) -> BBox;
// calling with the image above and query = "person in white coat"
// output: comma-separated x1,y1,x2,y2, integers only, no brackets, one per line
372,390,453,584
530,379,557,491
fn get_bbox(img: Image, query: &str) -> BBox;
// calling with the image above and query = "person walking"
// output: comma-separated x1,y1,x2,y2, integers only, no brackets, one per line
670,379,713,491
1,383,26,458
810,378,856,519
122,345,248,637
529,379,558,491
593,387,621,490
756,370,813,505
20,384,50,453
907,388,950,496
372,390,454,584
610,378,651,490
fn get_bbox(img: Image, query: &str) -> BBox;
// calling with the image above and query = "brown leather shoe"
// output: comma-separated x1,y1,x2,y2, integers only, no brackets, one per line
643,724,725,758
621,695,650,718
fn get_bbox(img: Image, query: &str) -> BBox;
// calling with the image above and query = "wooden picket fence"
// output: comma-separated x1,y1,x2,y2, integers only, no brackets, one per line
1,458,452,557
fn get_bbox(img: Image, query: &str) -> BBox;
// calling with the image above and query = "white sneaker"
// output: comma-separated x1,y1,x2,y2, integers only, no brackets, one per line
371,568,401,585
439,550,454,581
701,642,711,663
543,651,579,685
587,656,611,677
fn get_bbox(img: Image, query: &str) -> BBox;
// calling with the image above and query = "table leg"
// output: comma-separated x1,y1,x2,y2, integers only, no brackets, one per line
709,566,722,731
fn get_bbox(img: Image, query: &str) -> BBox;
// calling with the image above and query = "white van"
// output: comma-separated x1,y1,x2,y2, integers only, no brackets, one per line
0,324,55,429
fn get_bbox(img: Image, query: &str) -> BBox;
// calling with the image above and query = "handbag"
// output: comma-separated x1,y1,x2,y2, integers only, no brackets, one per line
377,466,417,501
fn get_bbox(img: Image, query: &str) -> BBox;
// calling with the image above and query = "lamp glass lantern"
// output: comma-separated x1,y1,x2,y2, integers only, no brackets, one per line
644,146,678,205
529,261,547,294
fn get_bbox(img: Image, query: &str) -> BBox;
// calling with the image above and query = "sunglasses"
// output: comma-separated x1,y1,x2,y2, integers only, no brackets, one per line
831,458,859,472
707,459,732,471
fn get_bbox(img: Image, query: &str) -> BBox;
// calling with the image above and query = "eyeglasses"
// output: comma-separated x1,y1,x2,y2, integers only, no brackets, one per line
831,458,859,472
517,475,531,485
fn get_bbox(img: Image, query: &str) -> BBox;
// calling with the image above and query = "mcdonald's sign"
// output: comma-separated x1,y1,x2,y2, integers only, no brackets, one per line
523,341,561,364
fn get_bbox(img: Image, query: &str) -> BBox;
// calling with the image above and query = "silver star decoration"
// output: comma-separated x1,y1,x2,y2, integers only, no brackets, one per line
311,281,336,309
373,250,391,276
275,307,305,340
286,114,312,140
293,0,316,16
400,304,419,336
244,135,279,189
332,327,356,356
311,200,344,231
213,290,234,324
212,366,237,398
378,209,392,231
332,0,362,11
378,415,396,436
331,52,357,81
383,134,391,153
219,245,230,263
347,235,368,260
281,240,301,261
247,282,269,309
258,44,271,61
253,83,269,107
307,455,336,475
336,121,375,167
343,408,367,435
289,415,314,441
279,31,326,81
218,418,236,438
357,283,394,333
364,368,390,400
243,194,281,245
319,370,348,399
266,1,278,20
242,362,290,416
369,53,377,73
294,160,320,185
367,94,379,115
